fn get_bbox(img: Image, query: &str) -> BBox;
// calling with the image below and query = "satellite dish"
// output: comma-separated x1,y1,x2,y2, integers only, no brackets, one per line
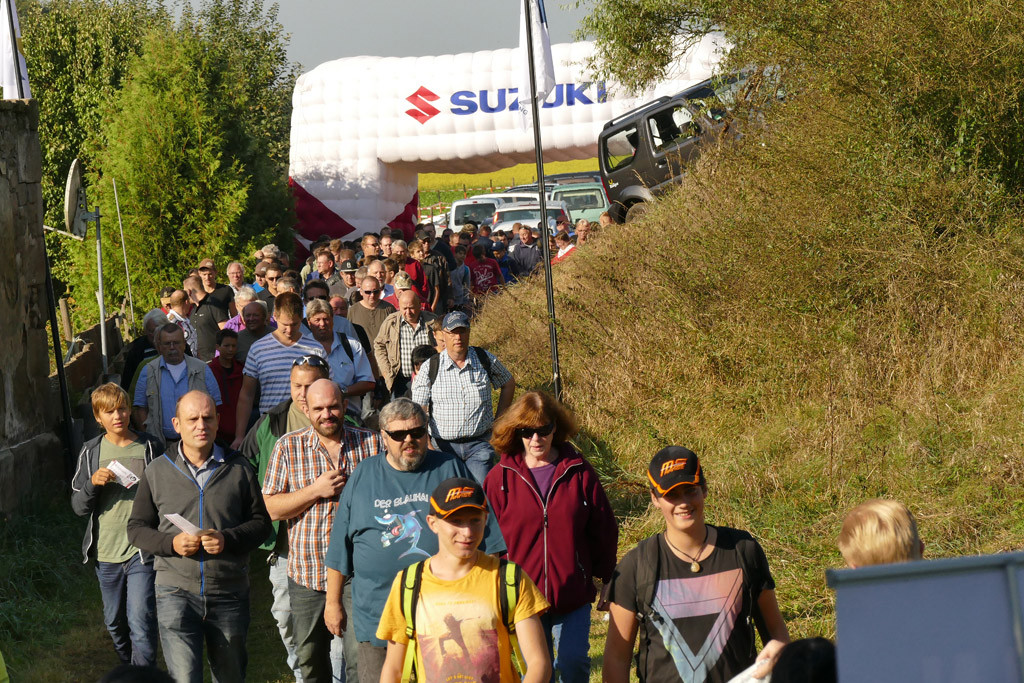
64,158,88,238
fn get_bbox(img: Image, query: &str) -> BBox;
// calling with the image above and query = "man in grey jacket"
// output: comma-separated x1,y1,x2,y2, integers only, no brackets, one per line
127,391,270,683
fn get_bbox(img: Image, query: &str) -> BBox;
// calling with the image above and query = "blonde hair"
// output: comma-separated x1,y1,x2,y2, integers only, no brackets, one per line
838,499,922,567
91,382,129,421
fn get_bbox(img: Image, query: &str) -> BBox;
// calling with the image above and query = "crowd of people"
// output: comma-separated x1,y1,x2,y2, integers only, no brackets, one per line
65,223,926,683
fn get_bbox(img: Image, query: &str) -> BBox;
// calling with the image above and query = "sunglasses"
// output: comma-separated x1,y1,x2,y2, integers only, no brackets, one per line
266,276,280,282
516,423,555,439
362,289,381,295
384,425,428,441
293,355,329,369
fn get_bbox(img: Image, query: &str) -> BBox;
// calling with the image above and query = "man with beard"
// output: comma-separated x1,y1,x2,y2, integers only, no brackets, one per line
262,380,384,683
323,398,506,683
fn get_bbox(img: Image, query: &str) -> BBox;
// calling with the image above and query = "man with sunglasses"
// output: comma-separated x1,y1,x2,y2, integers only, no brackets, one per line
324,398,506,683
412,311,516,483
263,379,384,683
302,279,360,342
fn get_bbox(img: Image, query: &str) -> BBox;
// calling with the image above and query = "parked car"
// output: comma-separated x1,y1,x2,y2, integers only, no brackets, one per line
549,182,610,224
490,201,572,235
598,75,746,223
448,197,502,230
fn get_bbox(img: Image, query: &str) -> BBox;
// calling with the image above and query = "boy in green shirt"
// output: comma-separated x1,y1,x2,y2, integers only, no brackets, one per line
71,383,162,665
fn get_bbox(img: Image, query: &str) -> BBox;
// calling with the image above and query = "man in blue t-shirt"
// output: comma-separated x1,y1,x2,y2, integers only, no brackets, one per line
324,398,506,683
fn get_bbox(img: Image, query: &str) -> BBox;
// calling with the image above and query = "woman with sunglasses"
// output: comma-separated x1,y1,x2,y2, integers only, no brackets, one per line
483,391,618,683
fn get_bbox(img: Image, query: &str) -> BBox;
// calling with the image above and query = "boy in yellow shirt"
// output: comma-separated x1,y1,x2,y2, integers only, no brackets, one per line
377,477,551,682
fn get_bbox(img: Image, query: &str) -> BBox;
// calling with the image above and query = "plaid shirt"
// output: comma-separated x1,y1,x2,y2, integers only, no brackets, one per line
411,348,513,440
262,425,383,590
398,316,434,377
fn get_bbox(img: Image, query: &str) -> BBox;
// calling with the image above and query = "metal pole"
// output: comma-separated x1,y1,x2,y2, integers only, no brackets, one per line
5,0,23,99
112,178,135,323
95,208,108,374
43,248,75,467
523,0,562,400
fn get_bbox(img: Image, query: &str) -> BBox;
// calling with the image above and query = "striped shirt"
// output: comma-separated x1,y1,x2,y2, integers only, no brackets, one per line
262,425,383,591
243,334,327,414
411,348,513,440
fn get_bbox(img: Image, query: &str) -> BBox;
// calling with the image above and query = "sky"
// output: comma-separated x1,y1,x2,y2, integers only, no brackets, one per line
275,0,591,73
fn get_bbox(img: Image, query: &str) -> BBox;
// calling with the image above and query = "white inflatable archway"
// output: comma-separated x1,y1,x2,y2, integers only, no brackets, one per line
288,36,724,242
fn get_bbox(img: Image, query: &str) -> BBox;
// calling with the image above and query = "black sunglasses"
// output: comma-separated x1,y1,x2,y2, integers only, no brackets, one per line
516,423,555,439
384,425,428,441
293,355,329,369
361,289,381,295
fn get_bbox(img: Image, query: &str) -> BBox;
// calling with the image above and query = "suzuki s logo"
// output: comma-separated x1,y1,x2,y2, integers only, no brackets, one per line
405,86,441,124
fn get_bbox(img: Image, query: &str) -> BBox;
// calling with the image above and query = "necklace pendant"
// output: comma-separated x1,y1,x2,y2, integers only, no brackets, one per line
690,560,701,573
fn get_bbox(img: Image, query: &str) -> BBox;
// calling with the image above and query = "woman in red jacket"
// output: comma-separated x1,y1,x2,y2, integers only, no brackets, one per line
484,391,618,683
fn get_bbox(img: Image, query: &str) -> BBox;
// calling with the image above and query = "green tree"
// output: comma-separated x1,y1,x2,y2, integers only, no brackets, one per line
18,0,169,286
64,0,297,325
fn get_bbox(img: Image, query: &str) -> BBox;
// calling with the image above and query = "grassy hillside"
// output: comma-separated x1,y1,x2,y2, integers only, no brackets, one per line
472,86,1024,639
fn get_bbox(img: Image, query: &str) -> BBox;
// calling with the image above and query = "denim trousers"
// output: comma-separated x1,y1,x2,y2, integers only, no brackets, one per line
268,552,304,681
288,578,353,683
433,435,495,483
94,553,158,666
540,603,592,683
155,584,250,683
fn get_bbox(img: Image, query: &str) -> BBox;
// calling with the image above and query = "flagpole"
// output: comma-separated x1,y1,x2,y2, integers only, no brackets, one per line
522,0,562,401
5,0,22,98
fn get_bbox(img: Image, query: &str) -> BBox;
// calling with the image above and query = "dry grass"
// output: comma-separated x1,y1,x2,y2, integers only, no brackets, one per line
473,88,1024,640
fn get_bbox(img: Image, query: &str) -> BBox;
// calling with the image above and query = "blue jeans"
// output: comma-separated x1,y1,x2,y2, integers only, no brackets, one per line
268,552,304,681
434,435,495,483
95,553,158,666
540,603,592,683
156,584,250,683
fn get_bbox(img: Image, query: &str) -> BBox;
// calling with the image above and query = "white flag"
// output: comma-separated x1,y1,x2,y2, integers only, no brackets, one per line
518,0,555,128
0,0,29,100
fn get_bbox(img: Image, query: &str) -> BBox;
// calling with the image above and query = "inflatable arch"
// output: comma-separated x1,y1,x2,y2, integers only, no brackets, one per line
288,35,725,242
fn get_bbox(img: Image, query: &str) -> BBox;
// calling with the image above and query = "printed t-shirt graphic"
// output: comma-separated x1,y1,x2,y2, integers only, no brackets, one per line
376,553,548,683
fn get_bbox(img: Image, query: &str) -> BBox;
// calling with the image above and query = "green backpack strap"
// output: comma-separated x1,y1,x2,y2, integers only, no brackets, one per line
400,561,426,683
498,559,525,675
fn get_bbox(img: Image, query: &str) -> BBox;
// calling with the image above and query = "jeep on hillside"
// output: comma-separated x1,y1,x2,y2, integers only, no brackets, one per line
598,76,745,224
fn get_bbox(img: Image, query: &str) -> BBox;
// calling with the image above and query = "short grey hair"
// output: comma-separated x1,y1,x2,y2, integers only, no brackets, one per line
305,298,333,318
227,261,245,273
379,398,427,430
142,309,169,332
392,240,408,250
262,243,282,259
234,285,257,307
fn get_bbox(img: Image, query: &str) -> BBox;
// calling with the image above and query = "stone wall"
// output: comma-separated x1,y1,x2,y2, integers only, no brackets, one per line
0,99,61,512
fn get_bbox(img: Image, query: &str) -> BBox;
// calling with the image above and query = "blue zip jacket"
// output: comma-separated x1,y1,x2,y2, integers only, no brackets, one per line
126,445,270,595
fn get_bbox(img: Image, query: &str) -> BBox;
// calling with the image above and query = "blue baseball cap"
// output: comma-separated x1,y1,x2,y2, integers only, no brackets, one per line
442,311,471,331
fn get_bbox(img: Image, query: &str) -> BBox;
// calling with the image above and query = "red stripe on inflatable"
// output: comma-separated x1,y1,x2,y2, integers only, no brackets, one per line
290,177,358,243
387,190,420,241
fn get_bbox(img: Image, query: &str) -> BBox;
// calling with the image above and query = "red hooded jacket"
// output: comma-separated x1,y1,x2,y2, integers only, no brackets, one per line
483,443,618,614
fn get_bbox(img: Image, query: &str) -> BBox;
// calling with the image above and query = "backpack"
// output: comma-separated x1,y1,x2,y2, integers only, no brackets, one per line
424,347,493,415
399,558,526,682
633,529,769,680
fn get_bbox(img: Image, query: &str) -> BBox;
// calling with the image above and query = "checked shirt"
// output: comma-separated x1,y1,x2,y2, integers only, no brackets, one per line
398,316,434,377
411,347,513,441
262,425,384,591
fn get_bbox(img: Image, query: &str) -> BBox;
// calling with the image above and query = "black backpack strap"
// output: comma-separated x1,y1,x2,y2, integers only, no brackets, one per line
336,332,354,361
634,535,662,680
470,346,493,383
728,527,770,650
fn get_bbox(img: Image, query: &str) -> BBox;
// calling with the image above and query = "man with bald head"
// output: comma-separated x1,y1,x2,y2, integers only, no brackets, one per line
128,391,270,683
262,379,383,682
373,290,437,399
